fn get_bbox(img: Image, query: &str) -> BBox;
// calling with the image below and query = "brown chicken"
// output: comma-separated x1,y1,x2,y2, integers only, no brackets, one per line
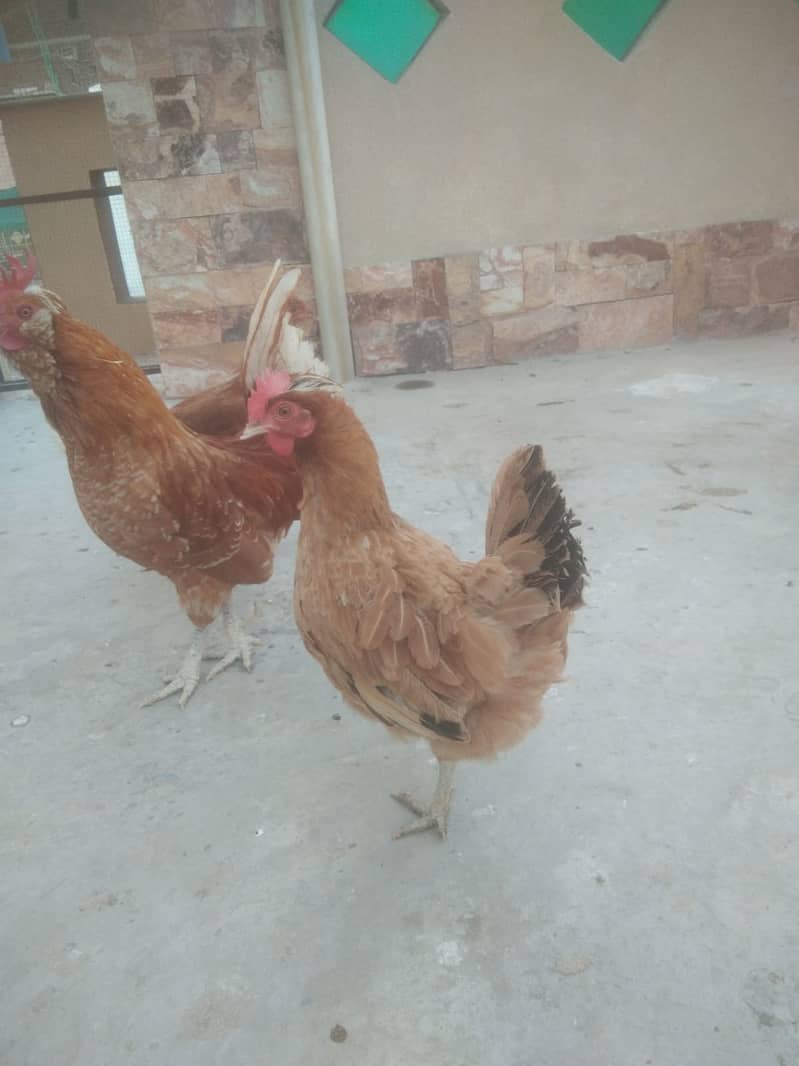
242,373,587,838
0,255,323,707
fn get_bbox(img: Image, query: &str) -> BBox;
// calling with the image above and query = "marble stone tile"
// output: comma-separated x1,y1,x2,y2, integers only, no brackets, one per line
451,320,493,369
444,253,480,325
210,210,307,265
554,240,591,271
344,263,413,293
164,132,221,176
217,129,256,170
208,30,255,74
479,246,524,316
153,75,201,133
480,245,522,283
144,272,216,312
252,27,286,69
351,321,407,376
112,128,219,179
109,125,171,180
522,246,555,309
214,0,266,27
219,305,251,341
480,284,524,316
705,258,752,309
586,233,671,267
152,309,221,347
698,305,789,338
493,306,580,362
160,341,246,397
171,31,213,75
555,260,671,306
256,68,292,129
196,31,260,130
578,294,673,352
252,123,295,152
135,218,218,276
554,267,627,306
252,143,299,176
154,0,215,31
208,265,284,306
346,289,416,327
774,221,799,252
395,319,452,372
555,235,672,271
94,36,136,81
124,173,243,221
672,243,706,336
103,80,157,127
240,162,301,211
754,254,799,303
626,260,672,296
412,258,448,319
84,0,156,36
132,33,175,78
672,227,705,247
705,221,774,258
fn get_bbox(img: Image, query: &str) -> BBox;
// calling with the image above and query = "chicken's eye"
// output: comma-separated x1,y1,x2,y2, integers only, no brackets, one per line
17,305,33,320
276,402,292,419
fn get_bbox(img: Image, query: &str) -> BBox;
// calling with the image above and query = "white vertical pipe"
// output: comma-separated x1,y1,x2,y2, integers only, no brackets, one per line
280,0,354,381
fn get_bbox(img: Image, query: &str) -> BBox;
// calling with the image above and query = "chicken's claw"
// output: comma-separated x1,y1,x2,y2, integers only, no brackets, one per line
140,641,203,709
391,792,450,839
391,760,456,841
205,607,260,681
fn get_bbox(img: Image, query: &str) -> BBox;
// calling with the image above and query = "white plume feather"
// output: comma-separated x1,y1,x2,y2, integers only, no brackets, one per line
243,260,331,390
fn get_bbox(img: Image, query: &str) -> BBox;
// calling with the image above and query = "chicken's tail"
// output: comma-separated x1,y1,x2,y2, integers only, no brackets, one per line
485,445,586,611
242,260,330,391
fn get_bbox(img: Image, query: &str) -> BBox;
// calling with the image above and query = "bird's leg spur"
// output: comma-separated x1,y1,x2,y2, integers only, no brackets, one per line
204,602,260,681
392,760,456,840
140,626,206,709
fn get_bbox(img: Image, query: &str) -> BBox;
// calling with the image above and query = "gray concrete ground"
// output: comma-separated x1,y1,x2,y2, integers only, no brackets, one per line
1,335,798,1066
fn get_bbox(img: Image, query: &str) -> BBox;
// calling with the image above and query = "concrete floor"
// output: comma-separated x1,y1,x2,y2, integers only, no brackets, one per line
2,334,799,1066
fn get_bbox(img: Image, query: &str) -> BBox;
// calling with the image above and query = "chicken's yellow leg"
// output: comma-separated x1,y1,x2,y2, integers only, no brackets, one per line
392,759,456,840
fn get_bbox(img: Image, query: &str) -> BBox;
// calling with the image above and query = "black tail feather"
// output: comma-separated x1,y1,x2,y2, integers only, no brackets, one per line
513,446,587,609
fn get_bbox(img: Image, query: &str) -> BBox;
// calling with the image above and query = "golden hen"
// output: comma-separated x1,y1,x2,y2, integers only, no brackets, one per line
0,256,324,707
243,373,587,838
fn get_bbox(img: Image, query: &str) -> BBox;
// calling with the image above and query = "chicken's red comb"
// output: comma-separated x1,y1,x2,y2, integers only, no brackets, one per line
247,369,292,424
0,252,37,292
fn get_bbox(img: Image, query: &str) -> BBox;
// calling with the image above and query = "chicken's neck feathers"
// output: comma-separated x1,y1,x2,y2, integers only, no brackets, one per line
38,314,185,454
294,396,393,536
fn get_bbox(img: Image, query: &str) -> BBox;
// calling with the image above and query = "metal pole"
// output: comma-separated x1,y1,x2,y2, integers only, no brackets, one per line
280,0,353,382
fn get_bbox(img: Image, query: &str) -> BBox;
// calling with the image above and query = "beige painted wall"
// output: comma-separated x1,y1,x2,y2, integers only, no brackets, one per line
0,96,155,357
317,0,799,266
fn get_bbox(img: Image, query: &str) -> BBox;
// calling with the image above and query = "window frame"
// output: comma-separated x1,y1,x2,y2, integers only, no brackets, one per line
90,168,145,305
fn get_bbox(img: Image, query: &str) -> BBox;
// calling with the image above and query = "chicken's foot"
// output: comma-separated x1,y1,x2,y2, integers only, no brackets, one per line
205,603,260,681
140,627,205,709
392,760,456,840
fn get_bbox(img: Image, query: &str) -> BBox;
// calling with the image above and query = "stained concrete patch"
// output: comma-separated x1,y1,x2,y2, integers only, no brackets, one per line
629,372,720,396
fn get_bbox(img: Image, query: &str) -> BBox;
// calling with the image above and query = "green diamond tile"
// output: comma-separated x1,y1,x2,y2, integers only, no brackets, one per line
563,0,668,61
324,0,448,84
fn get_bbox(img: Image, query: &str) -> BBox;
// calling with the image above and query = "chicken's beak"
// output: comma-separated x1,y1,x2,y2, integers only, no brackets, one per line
240,422,266,440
